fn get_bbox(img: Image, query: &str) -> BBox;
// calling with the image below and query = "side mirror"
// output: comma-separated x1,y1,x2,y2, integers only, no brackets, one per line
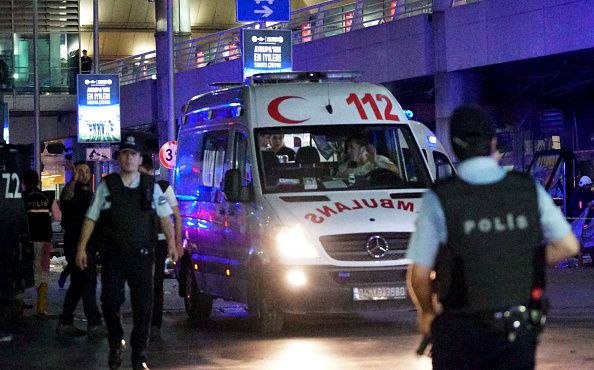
223,169,250,202
436,162,453,179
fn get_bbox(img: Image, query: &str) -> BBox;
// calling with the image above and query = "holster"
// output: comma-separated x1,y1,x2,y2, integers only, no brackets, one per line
479,299,548,335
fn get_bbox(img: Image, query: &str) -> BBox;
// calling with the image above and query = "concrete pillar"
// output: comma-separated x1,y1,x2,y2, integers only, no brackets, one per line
154,0,191,177
154,33,169,143
431,0,481,158
434,71,481,157
176,0,192,37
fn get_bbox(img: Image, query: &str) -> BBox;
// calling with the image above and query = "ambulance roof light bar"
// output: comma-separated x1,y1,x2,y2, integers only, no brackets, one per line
248,71,362,85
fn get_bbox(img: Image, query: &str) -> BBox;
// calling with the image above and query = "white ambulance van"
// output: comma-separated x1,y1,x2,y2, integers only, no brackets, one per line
174,71,453,332
408,119,455,178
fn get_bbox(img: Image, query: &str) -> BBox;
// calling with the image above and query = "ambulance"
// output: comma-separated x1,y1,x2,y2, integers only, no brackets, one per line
174,71,454,332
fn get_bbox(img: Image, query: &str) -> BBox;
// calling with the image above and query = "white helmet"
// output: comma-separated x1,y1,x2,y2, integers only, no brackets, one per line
579,176,592,187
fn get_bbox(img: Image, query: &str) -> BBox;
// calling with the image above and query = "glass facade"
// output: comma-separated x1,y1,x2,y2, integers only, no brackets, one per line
0,0,79,94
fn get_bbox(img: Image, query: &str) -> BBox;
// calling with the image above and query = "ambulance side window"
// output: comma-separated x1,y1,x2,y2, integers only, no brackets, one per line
395,129,423,183
203,131,228,189
233,132,252,187
175,129,228,199
434,151,454,179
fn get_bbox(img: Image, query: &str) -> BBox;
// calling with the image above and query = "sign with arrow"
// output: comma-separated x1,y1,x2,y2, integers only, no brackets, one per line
237,0,290,23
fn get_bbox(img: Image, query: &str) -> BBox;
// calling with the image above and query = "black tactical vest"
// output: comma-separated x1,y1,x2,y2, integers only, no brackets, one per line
23,188,53,241
100,173,156,249
433,172,543,313
60,183,93,234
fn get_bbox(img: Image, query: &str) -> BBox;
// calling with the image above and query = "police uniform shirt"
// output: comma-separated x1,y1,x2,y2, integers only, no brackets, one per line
406,156,571,268
158,184,178,241
85,175,173,222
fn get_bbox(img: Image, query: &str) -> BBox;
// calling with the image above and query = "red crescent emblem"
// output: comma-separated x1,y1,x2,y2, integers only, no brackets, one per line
267,96,310,124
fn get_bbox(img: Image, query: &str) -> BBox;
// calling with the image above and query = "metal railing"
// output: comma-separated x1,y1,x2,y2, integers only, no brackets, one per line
100,0,433,86
101,50,158,85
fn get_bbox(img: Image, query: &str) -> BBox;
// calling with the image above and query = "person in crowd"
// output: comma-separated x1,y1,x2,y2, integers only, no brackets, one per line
138,154,182,341
0,144,30,343
56,161,105,337
336,133,398,177
569,175,593,221
406,106,579,369
569,175,594,266
258,133,271,151
75,136,179,370
80,49,93,74
22,169,61,318
270,134,296,161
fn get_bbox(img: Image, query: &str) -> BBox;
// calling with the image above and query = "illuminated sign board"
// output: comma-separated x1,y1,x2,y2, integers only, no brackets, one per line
242,29,292,80
77,74,121,143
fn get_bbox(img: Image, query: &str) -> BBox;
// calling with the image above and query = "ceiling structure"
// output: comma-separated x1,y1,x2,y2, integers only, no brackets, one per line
80,0,326,61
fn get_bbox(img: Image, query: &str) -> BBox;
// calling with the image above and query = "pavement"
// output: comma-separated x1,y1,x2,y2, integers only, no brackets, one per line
30,256,188,321
0,257,190,369
11,256,594,327
0,258,593,370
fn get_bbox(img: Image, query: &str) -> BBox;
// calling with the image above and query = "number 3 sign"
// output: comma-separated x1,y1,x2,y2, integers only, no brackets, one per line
159,140,177,170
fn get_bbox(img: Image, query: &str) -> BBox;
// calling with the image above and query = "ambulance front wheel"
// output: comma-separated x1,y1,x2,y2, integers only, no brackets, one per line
248,271,283,333
183,268,213,328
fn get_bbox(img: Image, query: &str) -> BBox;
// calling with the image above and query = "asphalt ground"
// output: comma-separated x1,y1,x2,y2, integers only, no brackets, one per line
0,258,593,369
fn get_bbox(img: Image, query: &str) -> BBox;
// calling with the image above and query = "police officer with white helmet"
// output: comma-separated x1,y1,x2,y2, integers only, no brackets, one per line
406,106,579,369
76,136,179,370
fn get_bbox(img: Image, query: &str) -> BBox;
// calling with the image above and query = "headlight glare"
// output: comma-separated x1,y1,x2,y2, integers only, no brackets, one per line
275,225,319,259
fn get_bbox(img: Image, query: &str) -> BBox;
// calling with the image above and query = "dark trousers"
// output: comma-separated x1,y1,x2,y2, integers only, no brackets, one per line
101,246,154,365
59,235,102,326
431,312,538,370
151,240,168,329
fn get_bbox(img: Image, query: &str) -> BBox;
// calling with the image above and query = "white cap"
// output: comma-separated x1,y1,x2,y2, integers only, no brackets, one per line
579,176,592,187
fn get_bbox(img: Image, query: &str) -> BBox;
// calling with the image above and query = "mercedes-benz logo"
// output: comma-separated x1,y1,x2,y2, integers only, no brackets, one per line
365,235,389,259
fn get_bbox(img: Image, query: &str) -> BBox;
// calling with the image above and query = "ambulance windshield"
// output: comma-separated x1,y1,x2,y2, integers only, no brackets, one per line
256,125,431,193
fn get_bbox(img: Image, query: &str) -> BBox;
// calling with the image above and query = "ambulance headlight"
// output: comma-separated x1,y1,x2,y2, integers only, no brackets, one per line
275,225,320,259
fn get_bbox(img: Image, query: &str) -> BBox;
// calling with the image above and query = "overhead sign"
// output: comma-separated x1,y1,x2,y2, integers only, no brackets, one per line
237,0,290,23
86,147,112,161
242,29,292,80
77,74,121,144
159,140,177,170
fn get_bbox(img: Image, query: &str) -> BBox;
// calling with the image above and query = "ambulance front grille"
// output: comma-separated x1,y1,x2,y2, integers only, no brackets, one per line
319,233,411,261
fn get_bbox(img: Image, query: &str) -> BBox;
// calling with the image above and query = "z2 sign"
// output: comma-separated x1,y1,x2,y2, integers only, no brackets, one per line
159,140,177,170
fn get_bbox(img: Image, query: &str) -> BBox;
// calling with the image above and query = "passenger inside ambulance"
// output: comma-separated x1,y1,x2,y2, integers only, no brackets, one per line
257,133,271,151
257,126,430,193
269,134,296,161
336,133,399,178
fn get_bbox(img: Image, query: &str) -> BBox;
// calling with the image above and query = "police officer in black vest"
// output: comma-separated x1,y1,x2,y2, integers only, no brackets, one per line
406,106,580,369
22,169,60,317
75,136,179,370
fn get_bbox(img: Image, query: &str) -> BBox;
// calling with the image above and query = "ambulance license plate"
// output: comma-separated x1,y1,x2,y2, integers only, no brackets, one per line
353,286,407,301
